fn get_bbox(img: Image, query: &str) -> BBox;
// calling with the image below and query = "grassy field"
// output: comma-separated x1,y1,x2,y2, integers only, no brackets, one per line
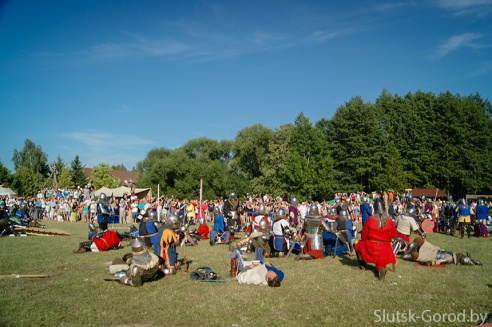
0,221,490,327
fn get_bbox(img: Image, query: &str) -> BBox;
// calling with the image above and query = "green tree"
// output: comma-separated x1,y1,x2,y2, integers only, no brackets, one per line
285,113,334,200
90,163,120,189
58,166,74,189
10,168,39,197
231,124,275,180
111,164,127,171
12,139,50,178
70,155,87,188
318,97,385,192
0,160,12,185
251,124,293,196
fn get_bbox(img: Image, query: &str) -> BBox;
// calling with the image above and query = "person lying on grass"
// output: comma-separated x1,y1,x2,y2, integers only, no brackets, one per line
229,248,284,287
399,235,482,266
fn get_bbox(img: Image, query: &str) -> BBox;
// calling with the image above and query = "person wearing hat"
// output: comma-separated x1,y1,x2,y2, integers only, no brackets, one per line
272,208,290,256
154,213,180,275
294,203,326,260
139,206,160,249
118,238,161,287
394,205,426,243
353,199,397,281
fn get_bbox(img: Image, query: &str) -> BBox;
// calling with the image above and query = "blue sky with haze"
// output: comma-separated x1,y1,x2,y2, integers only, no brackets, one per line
1,0,491,172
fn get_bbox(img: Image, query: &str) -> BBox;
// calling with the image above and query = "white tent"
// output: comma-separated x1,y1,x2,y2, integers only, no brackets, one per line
0,187,16,196
94,186,151,199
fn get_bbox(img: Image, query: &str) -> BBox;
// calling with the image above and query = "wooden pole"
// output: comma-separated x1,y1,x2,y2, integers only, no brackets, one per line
0,274,49,278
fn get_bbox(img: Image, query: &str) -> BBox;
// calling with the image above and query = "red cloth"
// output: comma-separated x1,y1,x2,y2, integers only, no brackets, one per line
354,216,396,269
93,230,121,251
396,231,410,243
197,224,210,240
303,238,325,259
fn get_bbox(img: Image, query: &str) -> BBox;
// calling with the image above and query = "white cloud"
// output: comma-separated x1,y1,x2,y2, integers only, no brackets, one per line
437,0,492,17
432,33,485,59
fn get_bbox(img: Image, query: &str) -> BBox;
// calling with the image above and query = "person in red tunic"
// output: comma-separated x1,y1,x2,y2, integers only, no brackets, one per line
353,198,396,281
73,229,122,253
197,218,210,240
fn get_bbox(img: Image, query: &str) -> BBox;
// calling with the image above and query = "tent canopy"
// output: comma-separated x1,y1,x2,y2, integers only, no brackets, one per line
0,187,16,196
94,186,151,199
410,188,447,198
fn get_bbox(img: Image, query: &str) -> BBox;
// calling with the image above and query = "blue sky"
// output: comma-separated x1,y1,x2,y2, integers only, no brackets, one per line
1,0,491,172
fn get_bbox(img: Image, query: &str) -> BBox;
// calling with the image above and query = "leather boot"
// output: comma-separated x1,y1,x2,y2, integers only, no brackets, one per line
230,258,237,277
378,268,386,281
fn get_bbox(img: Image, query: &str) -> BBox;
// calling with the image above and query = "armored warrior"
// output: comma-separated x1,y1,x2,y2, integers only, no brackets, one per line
288,197,299,226
394,206,426,243
117,238,161,287
360,195,372,226
272,208,290,256
96,193,111,231
456,198,474,239
400,236,482,266
223,192,243,236
209,206,230,245
154,213,179,275
353,199,397,281
73,223,122,253
139,208,160,249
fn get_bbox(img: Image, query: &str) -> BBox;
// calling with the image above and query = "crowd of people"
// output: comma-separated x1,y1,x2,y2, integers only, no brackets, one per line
1,186,489,286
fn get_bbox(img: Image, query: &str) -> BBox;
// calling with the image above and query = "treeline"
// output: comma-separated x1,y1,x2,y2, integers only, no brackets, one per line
136,90,492,201
3,90,491,200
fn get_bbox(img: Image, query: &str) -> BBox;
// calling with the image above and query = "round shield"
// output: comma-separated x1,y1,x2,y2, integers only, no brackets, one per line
421,219,436,234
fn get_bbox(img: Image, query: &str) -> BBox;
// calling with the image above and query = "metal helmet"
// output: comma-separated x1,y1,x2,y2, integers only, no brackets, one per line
197,218,205,225
130,238,147,255
458,198,466,206
144,203,152,212
290,197,299,207
329,207,337,217
258,204,268,215
88,222,97,233
478,199,484,205
308,203,320,217
229,192,237,200
447,195,453,202
99,193,108,204
406,205,417,216
373,198,384,214
213,206,221,217
426,198,432,203
259,219,268,231
276,208,286,219
339,210,348,220
166,213,180,229
148,211,157,221
361,196,369,203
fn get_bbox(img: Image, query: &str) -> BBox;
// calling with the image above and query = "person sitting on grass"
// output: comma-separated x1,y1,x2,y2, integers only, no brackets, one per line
400,235,482,266
229,248,284,287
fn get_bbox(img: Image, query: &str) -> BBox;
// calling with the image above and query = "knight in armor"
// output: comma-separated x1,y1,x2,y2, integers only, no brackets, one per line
272,208,290,256
294,203,326,260
335,210,357,256
116,238,162,287
456,198,474,239
154,213,180,275
441,195,457,235
235,212,272,259
223,192,243,237
139,206,160,249
474,199,489,237
360,195,372,226
288,197,299,226
73,223,122,253
394,205,426,243
353,198,397,281
96,193,111,231
209,207,230,245
400,236,482,266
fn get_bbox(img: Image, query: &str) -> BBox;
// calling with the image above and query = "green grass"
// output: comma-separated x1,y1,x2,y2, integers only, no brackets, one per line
0,221,491,327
